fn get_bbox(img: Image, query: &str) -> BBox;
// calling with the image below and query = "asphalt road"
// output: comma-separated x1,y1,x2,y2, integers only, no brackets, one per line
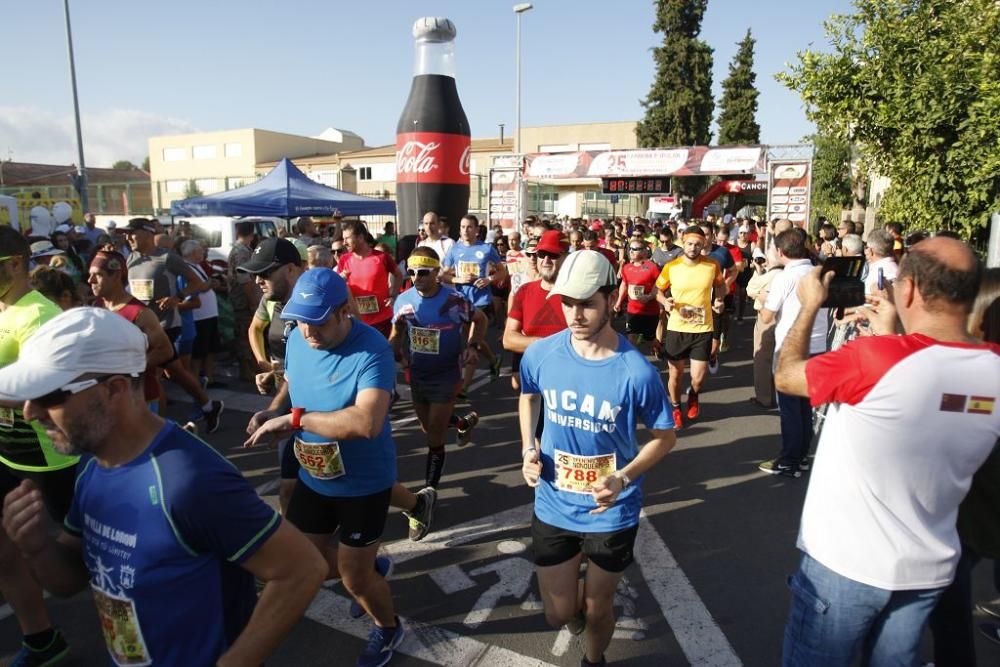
1,317,997,666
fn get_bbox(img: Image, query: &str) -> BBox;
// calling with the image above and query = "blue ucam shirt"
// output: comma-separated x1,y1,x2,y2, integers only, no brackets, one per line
392,285,473,385
519,330,674,532
285,318,397,497
64,422,280,667
443,240,502,308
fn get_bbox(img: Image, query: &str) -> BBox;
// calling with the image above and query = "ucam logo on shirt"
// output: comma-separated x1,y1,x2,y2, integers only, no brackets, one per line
543,389,622,433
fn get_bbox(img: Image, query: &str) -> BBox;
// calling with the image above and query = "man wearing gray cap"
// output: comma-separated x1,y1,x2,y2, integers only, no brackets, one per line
518,250,677,667
0,307,325,667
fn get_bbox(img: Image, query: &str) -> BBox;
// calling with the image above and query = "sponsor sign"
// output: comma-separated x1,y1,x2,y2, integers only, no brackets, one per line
766,161,813,225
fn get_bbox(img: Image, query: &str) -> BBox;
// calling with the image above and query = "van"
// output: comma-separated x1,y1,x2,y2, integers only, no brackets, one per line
173,216,280,263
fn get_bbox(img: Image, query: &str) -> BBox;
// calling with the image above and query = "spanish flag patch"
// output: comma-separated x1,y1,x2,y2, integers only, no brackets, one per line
967,396,996,415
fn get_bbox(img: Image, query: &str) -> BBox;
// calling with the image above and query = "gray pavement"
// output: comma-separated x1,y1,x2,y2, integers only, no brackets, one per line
1,317,997,666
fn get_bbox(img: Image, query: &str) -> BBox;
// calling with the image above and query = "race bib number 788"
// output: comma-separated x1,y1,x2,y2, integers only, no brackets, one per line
553,449,617,495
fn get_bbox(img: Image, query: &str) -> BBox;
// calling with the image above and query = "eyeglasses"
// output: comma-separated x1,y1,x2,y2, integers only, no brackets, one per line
407,268,434,278
536,250,561,260
525,252,538,259
333,247,348,255
259,264,287,280
34,375,118,409
629,246,644,252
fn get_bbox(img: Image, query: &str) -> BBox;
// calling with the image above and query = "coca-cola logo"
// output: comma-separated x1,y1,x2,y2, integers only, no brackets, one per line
459,145,471,176
397,141,440,175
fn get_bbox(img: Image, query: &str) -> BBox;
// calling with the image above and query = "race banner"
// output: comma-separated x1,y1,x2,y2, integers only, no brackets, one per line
488,167,521,232
524,146,766,180
766,161,813,226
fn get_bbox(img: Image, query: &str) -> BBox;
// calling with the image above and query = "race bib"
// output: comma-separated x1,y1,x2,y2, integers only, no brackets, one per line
553,449,617,495
92,586,151,666
356,295,380,315
678,304,706,326
629,285,647,299
294,437,345,481
409,326,441,354
457,261,480,280
0,408,13,429
129,279,154,302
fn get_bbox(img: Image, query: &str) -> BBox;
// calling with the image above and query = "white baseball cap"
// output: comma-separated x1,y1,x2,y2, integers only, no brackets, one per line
548,250,617,301
0,308,146,402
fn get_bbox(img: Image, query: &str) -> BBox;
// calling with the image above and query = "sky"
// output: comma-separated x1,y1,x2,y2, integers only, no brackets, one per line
0,0,854,168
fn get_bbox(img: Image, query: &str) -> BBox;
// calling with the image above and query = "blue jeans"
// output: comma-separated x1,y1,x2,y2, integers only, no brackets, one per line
783,552,944,667
776,390,813,465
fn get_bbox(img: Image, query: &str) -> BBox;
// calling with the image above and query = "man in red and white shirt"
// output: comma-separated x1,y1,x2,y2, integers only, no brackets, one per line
775,237,1000,666
614,240,661,351
337,220,402,338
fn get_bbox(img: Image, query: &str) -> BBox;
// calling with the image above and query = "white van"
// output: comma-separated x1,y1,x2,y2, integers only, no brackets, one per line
173,216,281,263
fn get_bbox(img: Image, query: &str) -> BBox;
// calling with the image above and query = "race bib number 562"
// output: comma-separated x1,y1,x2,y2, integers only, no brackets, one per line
294,438,346,480
553,449,616,495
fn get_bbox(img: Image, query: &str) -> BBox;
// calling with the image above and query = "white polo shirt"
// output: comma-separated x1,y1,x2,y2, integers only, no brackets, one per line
764,259,828,355
800,335,1000,589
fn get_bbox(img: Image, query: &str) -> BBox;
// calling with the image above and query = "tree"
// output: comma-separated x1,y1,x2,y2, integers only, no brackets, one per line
636,0,714,196
716,29,760,146
808,131,854,223
183,180,203,199
779,0,1000,237
141,156,150,172
112,160,137,170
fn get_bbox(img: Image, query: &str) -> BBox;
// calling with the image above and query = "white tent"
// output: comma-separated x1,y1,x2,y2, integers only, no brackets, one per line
0,195,19,232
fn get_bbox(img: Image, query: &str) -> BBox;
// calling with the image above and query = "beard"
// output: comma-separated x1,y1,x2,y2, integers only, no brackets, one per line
47,395,114,457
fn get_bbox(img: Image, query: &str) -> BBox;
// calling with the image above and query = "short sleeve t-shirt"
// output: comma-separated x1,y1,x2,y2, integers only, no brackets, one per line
64,422,280,666
764,259,829,355
226,242,254,312
443,241,502,308
254,299,294,362
393,286,472,384
127,249,189,329
655,257,723,333
651,244,683,268
0,290,76,471
336,250,397,325
508,280,568,338
418,236,455,263
284,320,397,497
520,330,674,532
620,261,661,316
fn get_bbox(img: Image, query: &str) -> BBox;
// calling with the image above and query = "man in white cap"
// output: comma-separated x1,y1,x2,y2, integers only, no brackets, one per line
0,307,325,667
518,250,677,667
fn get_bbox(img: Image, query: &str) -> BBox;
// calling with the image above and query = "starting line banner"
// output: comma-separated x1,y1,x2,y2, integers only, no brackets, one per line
525,146,766,180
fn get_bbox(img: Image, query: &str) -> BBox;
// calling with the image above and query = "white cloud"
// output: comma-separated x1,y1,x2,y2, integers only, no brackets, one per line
0,107,195,167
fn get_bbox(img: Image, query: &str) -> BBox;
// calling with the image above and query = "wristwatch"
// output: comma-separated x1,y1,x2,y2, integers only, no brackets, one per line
615,471,631,488
291,407,305,429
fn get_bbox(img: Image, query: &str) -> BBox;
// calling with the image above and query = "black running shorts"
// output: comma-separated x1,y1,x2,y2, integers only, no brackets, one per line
625,313,658,339
285,484,391,547
531,513,638,573
0,463,77,523
664,330,713,362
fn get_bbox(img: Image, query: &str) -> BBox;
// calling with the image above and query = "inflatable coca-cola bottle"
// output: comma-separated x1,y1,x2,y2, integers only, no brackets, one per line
396,17,471,239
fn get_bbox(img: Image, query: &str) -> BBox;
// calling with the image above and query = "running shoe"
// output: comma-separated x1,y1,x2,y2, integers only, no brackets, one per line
758,458,802,478
404,487,437,542
349,556,394,619
566,610,586,636
671,406,683,429
707,355,719,375
798,454,815,473
686,388,700,420
356,618,405,667
490,355,502,379
456,387,469,401
456,411,479,447
181,421,199,434
10,628,69,667
202,400,225,434
719,334,730,353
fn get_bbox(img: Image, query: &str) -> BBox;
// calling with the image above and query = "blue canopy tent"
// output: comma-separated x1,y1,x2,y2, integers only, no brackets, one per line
169,158,396,218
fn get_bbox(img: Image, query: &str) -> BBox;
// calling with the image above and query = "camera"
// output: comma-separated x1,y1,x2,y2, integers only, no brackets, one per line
820,257,866,310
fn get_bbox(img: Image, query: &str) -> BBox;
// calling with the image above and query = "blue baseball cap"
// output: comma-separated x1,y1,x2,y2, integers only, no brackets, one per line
280,268,349,324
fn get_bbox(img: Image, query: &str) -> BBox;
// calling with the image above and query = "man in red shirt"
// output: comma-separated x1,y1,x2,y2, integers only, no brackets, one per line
614,240,661,352
503,231,569,393
336,220,402,338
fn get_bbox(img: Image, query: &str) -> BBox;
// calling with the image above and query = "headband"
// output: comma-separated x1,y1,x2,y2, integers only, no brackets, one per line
408,255,440,269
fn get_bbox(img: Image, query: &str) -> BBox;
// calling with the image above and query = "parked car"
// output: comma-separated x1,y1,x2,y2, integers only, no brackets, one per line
173,216,280,262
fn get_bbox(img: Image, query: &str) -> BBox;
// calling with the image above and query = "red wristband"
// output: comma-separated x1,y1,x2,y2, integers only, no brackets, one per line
291,408,305,430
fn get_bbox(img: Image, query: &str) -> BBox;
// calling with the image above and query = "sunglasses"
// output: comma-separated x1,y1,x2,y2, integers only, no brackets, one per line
259,264,287,280
536,250,561,260
407,268,435,278
629,246,644,252
34,375,118,409
525,252,538,259
334,247,348,255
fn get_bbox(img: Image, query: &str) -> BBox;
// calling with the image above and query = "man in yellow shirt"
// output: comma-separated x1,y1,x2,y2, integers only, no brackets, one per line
655,227,726,427
0,226,75,665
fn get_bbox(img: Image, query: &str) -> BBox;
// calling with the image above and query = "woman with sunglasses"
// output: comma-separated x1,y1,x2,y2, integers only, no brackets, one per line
614,240,661,352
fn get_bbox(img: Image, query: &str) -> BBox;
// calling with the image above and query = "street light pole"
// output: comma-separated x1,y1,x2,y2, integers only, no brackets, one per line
63,0,89,213
513,3,533,157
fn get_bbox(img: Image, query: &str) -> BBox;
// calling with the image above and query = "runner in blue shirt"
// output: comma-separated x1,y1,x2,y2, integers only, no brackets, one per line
392,247,487,530
518,250,677,667
441,215,507,389
0,307,324,667
244,268,414,666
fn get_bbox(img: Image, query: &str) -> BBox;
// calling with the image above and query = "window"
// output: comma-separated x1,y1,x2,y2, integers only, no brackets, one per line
165,180,186,193
162,147,187,162
195,178,218,193
224,142,243,158
192,145,217,160
358,166,372,180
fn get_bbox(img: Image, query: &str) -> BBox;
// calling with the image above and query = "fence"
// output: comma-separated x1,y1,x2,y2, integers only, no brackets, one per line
0,182,152,215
